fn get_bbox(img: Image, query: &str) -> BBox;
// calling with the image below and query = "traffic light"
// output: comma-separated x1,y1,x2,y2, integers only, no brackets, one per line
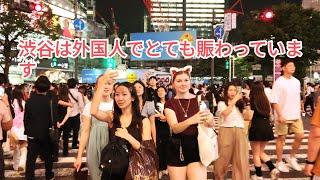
10,1,43,13
33,2,43,12
102,58,116,69
259,9,274,22
51,57,58,67
225,60,230,69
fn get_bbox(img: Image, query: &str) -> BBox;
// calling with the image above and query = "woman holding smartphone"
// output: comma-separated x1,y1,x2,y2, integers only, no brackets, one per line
214,82,251,180
164,66,215,180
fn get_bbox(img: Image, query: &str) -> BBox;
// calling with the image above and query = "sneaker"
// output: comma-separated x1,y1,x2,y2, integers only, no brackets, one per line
251,175,263,180
285,157,302,171
270,168,280,180
276,161,290,173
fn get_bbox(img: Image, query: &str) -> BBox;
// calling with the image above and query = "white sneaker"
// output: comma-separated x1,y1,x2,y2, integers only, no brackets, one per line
285,157,302,171
271,168,280,180
276,161,290,173
251,175,263,180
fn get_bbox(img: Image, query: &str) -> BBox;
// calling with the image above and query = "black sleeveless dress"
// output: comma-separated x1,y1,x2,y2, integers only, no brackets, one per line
248,106,275,141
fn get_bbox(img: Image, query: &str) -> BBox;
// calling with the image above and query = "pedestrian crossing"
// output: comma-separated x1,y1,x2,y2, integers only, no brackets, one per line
4,117,311,179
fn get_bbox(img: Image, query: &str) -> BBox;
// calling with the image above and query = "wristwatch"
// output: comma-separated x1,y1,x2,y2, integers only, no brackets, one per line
306,160,316,165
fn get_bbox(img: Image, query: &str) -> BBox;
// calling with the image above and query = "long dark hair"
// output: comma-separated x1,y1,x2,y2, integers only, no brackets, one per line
250,82,271,117
133,80,147,106
223,82,245,113
113,82,143,141
12,85,24,112
155,86,168,111
58,84,69,102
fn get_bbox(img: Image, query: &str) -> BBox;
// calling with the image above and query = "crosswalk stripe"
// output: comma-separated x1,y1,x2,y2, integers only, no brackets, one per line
5,118,312,179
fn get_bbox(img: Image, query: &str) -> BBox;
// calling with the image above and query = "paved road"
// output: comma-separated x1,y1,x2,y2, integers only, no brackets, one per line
4,116,312,179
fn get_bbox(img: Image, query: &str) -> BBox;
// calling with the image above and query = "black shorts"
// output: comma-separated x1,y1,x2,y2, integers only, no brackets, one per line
166,134,200,167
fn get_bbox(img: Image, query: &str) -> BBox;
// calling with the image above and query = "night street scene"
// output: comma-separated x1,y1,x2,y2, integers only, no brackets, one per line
0,0,320,179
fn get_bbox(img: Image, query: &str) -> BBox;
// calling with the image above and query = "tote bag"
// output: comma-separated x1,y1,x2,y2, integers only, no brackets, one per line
197,123,218,166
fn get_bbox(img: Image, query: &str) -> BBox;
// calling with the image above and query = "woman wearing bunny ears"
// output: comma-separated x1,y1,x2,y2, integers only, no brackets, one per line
164,65,215,180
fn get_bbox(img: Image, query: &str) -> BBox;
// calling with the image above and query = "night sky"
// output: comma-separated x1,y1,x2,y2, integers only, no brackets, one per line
95,0,146,37
95,0,303,37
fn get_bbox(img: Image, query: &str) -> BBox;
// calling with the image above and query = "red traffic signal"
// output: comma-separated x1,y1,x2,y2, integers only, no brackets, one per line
260,9,274,22
11,1,43,13
33,3,43,12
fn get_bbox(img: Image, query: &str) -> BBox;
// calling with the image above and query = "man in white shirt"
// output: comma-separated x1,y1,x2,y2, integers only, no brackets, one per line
271,59,304,172
67,78,84,151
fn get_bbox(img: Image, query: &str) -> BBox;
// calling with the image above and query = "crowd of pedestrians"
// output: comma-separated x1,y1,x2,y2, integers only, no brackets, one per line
0,58,318,180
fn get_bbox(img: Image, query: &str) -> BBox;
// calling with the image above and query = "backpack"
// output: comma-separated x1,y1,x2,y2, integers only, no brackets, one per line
100,138,130,180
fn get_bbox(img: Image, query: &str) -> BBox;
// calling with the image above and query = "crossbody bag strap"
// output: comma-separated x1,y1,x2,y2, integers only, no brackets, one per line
69,90,78,103
50,99,54,129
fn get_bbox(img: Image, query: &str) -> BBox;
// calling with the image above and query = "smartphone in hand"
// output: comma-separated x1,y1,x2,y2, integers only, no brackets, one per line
154,109,161,114
114,70,127,82
199,101,207,111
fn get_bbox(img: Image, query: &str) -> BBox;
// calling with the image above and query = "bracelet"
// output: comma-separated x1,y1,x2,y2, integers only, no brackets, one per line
306,160,316,165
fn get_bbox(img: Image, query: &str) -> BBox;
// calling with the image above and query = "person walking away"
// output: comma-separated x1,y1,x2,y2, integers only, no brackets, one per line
11,85,28,172
24,76,56,180
248,82,280,180
67,78,84,149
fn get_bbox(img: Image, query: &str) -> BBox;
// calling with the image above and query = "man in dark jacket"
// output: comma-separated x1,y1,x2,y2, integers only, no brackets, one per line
24,76,56,180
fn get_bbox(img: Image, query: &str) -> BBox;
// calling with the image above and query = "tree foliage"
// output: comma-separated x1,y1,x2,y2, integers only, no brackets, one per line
241,3,320,80
0,0,60,76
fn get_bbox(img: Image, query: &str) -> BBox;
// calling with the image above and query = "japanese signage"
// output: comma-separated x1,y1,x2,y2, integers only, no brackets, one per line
16,38,303,78
274,59,282,80
57,17,87,39
81,68,170,84
130,31,197,60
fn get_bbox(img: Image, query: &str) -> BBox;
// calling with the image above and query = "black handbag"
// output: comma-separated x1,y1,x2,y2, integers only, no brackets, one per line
74,164,88,180
100,138,129,180
49,99,59,143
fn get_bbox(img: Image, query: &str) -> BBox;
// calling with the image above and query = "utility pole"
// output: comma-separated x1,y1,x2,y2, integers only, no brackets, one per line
210,9,216,82
229,57,232,82
182,0,186,30
232,56,235,79
74,0,79,80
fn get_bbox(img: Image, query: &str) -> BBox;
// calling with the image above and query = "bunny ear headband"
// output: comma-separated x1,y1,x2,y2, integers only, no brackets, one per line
170,65,192,79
